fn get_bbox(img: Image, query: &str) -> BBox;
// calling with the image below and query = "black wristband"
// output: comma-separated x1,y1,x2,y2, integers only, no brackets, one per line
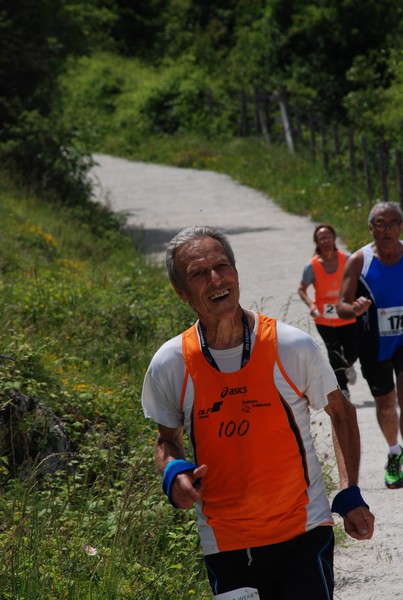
331,485,369,517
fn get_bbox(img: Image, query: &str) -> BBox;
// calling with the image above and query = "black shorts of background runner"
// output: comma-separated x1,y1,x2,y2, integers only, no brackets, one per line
204,526,334,600
361,345,403,397
316,323,358,390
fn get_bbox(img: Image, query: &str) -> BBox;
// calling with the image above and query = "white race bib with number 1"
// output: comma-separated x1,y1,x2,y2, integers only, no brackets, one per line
213,588,260,600
377,306,403,337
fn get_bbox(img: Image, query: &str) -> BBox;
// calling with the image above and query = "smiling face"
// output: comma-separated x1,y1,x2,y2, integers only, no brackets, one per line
173,236,240,323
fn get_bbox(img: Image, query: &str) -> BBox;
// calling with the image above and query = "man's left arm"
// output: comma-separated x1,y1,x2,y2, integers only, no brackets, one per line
325,389,375,540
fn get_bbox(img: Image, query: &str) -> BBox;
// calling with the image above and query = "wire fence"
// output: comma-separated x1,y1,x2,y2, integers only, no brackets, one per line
206,87,403,208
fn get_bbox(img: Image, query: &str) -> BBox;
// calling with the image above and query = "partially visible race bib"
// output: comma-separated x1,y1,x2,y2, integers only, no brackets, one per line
377,306,403,337
213,588,260,600
323,303,338,319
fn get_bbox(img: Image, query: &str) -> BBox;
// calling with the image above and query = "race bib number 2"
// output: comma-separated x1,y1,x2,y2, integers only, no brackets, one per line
323,303,338,318
378,306,403,336
213,588,260,600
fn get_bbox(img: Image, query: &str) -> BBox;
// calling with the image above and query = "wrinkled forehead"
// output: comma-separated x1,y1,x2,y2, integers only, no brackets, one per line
175,237,228,267
372,207,401,222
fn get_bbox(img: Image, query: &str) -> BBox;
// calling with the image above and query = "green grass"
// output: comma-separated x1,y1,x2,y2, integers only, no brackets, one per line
0,175,208,599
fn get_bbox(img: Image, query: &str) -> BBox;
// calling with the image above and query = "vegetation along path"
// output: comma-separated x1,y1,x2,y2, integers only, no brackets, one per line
91,153,402,600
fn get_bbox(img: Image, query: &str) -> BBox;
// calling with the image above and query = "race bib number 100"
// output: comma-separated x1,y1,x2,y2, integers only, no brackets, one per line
213,588,260,600
378,306,403,337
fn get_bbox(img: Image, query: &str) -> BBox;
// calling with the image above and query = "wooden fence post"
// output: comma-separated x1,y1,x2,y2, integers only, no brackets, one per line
278,89,295,155
333,123,341,155
378,140,389,202
293,103,303,146
206,89,214,120
239,90,249,137
319,116,329,171
308,113,316,160
254,88,270,143
395,150,403,210
348,127,356,184
230,90,403,210
362,136,373,202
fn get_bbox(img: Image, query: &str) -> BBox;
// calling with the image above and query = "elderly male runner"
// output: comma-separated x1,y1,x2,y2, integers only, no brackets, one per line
337,201,403,489
142,225,374,600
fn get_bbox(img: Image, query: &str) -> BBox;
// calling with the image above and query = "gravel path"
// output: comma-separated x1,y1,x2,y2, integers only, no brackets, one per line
91,153,403,600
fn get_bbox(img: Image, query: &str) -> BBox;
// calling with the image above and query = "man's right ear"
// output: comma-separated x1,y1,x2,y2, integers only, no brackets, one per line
173,285,188,304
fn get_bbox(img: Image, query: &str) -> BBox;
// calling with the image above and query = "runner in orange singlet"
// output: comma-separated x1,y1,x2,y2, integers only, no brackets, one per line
142,226,374,600
298,224,358,399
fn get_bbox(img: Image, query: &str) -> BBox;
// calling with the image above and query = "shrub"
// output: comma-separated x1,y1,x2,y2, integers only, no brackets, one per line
0,110,93,206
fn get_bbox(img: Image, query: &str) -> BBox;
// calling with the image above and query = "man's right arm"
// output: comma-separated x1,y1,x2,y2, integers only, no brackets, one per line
325,390,375,540
337,251,371,319
155,424,207,509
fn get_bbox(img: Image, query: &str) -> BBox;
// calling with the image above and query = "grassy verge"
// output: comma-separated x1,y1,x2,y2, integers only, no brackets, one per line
0,175,208,599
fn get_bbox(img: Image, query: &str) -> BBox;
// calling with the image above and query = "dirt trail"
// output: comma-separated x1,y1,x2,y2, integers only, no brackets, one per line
91,153,403,600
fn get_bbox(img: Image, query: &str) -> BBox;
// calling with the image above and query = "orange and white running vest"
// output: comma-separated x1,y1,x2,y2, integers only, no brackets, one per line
181,314,318,551
310,251,355,327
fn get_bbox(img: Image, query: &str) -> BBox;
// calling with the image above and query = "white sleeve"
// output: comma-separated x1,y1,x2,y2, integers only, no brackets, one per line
276,321,338,411
141,335,186,428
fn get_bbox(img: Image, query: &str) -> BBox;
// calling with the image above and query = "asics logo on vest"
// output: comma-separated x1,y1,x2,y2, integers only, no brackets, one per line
220,386,247,398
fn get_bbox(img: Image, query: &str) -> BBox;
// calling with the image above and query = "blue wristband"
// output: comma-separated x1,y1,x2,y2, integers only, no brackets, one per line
331,485,369,517
162,459,198,508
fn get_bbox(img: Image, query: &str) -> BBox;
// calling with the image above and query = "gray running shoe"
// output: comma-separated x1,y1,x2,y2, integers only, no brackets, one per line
345,365,357,385
341,389,351,401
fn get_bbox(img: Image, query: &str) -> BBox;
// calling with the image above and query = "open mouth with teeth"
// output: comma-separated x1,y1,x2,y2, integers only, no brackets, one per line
209,289,230,301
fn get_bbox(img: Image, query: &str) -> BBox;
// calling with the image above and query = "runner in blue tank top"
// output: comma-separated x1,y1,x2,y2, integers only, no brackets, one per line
337,201,403,489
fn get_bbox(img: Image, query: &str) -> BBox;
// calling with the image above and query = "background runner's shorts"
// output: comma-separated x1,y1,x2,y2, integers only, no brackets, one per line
361,345,403,397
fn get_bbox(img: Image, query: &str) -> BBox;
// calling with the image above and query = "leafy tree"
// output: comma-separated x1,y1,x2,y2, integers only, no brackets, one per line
246,0,403,118
0,0,114,204
141,0,403,121
0,0,113,132
97,0,167,58
156,0,238,66
344,49,403,146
